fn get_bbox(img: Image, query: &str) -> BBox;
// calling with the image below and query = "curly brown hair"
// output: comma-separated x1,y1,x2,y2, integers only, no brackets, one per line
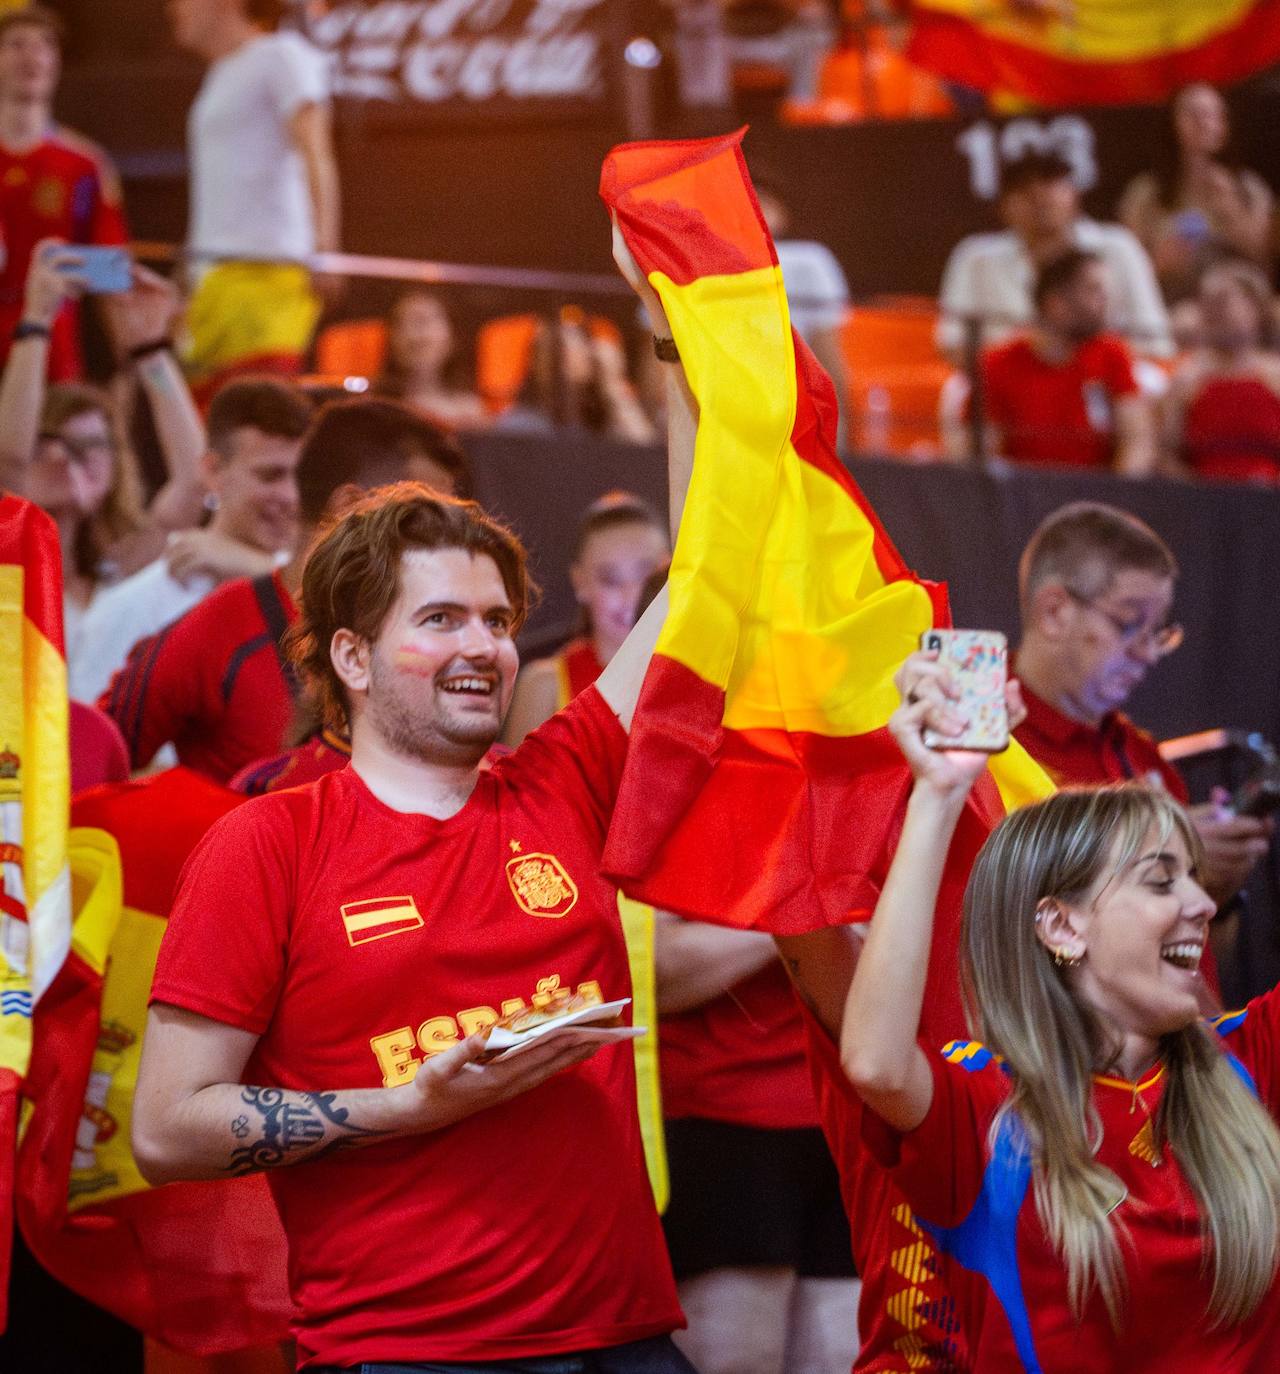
285,482,536,731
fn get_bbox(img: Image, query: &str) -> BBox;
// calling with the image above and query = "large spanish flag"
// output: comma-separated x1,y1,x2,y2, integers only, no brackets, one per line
599,130,1050,936
0,495,72,1326
906,0,1280,108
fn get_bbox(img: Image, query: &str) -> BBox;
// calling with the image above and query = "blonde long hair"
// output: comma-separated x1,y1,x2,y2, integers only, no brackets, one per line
962,785,1280,1327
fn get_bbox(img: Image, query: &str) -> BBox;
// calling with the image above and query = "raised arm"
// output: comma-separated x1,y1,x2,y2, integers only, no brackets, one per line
133,1002,613,1184
102,264,207,531
840,651,1021,1132
654,911,778,1014
595,223,695,730
0,240,83,493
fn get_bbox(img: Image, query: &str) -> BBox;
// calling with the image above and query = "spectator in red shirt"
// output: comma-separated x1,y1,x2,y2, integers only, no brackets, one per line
99,398,471,783
1163,258,1280,485
0,6,127,381
1012,501,1271,941
971,249,1157,475
130,250,700,1369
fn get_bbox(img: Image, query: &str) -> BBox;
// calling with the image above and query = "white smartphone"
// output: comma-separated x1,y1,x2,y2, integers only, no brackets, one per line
919,629,1009,753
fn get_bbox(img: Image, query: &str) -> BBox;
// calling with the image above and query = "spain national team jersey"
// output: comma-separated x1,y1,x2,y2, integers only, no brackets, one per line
99,572,297,784
860,993,1280,1372
0,126,127,380
150,686,682,1367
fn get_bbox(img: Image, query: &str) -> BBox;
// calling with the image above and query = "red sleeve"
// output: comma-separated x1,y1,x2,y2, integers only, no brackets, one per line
1105,338,1139,399
499,685,628,847
1215,991,1280,1115
859,1047,1007,1228
98,604,220,770
150,795,301,1034
87,149,127,246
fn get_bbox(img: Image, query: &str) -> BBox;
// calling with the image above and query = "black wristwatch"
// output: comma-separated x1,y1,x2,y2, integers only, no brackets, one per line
13,320,51,342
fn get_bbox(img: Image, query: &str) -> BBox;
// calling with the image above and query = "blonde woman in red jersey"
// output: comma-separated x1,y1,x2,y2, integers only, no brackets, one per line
840,646,1280,1371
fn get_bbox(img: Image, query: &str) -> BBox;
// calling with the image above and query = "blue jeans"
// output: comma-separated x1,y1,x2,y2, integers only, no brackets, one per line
311,1334,700,1374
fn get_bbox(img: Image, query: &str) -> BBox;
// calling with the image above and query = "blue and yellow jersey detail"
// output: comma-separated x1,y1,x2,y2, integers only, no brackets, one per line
941,1039,1004,1073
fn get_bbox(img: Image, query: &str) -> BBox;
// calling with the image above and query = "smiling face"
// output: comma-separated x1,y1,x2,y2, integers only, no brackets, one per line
1055,821,1215,1042
351,546,519,765
208,426,302,555
571,518,669,664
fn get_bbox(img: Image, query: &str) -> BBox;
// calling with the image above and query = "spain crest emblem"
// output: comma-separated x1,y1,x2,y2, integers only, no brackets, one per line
505,848,578,918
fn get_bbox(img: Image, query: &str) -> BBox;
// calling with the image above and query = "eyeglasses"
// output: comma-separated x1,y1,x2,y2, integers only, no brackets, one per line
1064,587,1184,658
37,430,114,463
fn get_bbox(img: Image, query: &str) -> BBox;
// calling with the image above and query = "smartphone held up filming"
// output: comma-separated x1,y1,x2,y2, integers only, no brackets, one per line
920,629,1010,753
56,245,131,294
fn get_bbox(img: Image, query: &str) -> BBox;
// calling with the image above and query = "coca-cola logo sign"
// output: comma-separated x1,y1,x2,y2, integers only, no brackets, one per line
290,0,609,117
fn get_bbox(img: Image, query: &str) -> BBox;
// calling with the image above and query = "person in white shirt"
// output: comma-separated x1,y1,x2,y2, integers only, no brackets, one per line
72,377,312,702
169,0,341,400
937,151,1173,365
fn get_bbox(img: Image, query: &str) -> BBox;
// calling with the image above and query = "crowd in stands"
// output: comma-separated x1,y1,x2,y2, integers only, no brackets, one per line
5,0,1280,1370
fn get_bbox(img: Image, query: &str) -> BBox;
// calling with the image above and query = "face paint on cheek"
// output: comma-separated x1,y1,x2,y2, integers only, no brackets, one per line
392,646,441,678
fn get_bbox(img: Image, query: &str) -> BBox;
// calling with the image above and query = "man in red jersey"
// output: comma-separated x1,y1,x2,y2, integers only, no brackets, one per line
974,250,1156,474
99,398,471,782
132,256,699,1371
0,6,127,380
1011,501,1271,913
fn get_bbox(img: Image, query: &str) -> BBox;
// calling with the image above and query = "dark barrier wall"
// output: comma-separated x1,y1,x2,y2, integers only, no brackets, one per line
468,432,1280,749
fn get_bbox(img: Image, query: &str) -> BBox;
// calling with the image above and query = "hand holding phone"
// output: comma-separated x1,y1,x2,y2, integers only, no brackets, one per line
57,245,131,295
919,629,1010,753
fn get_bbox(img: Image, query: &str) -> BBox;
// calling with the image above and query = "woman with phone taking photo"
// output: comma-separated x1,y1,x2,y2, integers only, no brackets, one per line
839,645,1280,1370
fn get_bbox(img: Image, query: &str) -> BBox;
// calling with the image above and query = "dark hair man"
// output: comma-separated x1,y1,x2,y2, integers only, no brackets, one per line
132,260,700,1370
971,249,1157,474
937,150,1171,363
1013,500,1271,913
99,398,471,782
0,6,128,380
77,377,314,702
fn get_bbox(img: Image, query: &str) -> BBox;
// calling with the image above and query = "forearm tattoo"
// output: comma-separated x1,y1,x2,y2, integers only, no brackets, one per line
226,1087,391,1175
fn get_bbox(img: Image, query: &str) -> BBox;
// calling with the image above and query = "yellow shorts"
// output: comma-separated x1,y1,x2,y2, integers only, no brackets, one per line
181,261,321,388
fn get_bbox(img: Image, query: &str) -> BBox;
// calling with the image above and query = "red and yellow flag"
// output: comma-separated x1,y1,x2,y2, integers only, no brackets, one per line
0,494,72,1326
906,0,1280,108
599,130,1050,936
18,768,292,1354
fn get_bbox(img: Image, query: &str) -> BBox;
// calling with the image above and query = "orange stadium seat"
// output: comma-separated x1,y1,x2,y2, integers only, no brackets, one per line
313,317,388,379
839,298,952,458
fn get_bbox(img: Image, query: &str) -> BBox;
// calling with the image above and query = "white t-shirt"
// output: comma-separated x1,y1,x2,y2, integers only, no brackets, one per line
777,239,850,343
936,218,1173,359
187,31,329,263
70,558,213,705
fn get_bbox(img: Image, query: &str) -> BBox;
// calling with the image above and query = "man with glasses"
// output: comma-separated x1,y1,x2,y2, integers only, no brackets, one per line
1012,500,1271,909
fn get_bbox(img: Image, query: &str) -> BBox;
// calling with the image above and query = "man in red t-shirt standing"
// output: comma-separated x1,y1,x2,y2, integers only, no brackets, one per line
0,6,127,380
975,250,1156,475
132,259,701,1372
